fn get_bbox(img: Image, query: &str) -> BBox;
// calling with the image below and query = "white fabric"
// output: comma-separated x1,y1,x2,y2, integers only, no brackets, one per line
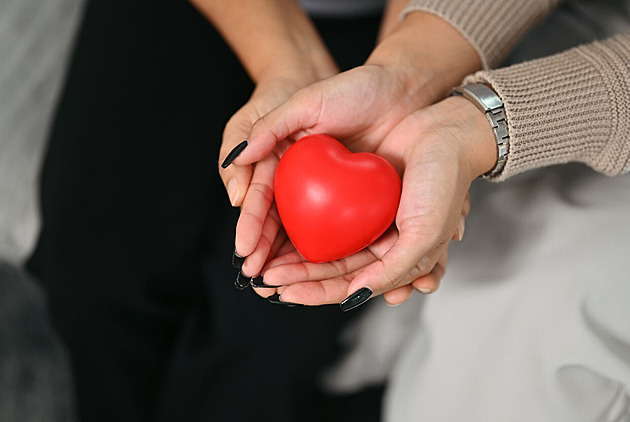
386,165,630,421
0,0,84,265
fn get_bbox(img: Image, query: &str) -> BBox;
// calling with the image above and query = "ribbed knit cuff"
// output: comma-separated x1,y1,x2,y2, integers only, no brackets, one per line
464,32,630,181
402,0,563,68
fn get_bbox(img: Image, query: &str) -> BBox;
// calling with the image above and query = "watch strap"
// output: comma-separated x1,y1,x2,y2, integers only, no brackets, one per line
451,83,509,178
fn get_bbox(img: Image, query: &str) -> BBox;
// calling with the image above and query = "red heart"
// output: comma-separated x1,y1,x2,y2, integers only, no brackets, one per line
274,134,401,263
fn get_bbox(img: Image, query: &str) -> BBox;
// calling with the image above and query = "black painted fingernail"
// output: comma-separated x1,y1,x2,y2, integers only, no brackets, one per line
340,287,373,312
235,271,252,290
267,293,302,307
232,249,245,269
251,275,280,288
221,140,248,168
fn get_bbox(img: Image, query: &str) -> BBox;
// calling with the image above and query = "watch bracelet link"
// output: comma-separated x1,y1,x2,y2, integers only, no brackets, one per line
450,83,509,178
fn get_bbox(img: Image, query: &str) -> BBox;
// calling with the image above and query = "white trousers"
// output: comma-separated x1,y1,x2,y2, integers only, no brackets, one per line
385,165,630,421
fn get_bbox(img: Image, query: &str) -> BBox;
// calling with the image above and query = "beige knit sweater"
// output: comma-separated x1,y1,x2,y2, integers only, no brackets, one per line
404,0,630,181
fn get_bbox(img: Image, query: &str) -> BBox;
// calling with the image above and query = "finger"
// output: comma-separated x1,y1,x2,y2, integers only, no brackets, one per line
452,214,466,241
263,251,372,288
278,243,447,308
262,228,398,287
462,191,471,217
251,229,287,299
276,276,353,306
383,285,414,306
266,226,290,263
241,206,282,277
219,110,257,206
270,240,448,307
234,154,278,257
349,219,438,294
233,87,323,165
454,191,471,241
411,248,448,294
219,163,252,208
263,247,305,269
339,225,449,313
452,192,470,241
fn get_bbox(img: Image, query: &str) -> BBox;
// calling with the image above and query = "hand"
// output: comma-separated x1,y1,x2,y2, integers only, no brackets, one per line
226,63,441,289
218,67,339,279
258,197,468,307
222,11,482,289
219,73,331,206
252,96,497,308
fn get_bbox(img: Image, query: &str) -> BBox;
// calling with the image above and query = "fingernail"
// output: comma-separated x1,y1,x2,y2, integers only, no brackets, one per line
417,288,433,294
227,178,240,206
251,275,280,288
267,293,301,307
340,287,373,312
457,215,466,241
221,140,248,168
235,271,251,290
232,248,245,269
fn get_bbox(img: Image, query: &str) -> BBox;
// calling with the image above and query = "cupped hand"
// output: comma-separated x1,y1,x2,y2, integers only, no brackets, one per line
221,11,484,295
225,63,443,287
254,96,497,308
225,10,484,283
219,66,340,284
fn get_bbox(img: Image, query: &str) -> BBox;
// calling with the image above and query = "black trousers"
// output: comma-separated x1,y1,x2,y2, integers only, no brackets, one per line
27,1,383,421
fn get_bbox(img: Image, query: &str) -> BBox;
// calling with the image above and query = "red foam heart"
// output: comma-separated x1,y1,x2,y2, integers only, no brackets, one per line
274,134,401,263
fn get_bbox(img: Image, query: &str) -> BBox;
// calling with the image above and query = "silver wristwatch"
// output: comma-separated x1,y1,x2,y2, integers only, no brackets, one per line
451,83,509,178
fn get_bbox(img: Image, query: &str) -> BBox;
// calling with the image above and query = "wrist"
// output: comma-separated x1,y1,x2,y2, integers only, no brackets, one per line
256,58,336,88
195,0,336,85
443,95,498,180
366,11,482,105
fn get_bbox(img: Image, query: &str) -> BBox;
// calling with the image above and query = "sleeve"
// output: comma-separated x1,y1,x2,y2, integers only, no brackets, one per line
464,32,630,181
402,0,565,68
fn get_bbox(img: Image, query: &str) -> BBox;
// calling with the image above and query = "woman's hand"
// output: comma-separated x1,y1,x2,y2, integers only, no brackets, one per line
199,0,339,283
225,63,440,289
257,201,467,307
252,96,497,309
218,68,339,283
221,11,483,289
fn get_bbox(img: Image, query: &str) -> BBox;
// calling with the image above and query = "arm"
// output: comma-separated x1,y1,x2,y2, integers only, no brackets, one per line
189,0,335,84
190,1,341,284
467,31,630,180
402,0,566,68
190,0,337,217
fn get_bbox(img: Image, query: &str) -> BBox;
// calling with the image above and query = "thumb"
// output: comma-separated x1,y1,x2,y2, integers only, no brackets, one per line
228,87,324,166
339,223,442,312
218,155,252,207
219,115,255,207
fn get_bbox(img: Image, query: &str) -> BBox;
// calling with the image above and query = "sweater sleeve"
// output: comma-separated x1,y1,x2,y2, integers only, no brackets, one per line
402,0,565,68
464,32,630,181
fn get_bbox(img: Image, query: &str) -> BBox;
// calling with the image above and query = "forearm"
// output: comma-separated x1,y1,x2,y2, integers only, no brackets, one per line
367,0,567,107
402,0,566,68
378,0,413,42
366,11,483,105
465,31,630,180
189,0,336,83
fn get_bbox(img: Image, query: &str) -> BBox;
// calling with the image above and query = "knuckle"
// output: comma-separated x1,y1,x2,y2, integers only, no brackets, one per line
247,182,274,204
330,259,350,277
382,268,405,292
